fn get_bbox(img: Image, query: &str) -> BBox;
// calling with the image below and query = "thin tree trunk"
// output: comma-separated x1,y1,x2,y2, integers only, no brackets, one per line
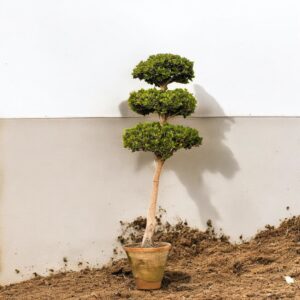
141,158,164,247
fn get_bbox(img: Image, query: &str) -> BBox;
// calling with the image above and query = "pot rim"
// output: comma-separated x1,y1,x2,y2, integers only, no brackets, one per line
123,242,171,253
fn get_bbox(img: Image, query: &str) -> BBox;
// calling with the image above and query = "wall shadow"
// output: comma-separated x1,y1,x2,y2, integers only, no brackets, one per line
119,84,239,226
168,84,240,224
119,100,139,118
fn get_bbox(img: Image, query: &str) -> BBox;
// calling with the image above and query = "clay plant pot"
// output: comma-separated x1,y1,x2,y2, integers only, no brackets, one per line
124,242,171,290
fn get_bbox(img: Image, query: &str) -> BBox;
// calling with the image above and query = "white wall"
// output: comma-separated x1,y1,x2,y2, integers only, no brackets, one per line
0,0,300,286
1,0,300,117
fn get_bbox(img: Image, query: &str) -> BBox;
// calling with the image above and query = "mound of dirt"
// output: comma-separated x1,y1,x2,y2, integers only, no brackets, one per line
1,216,300,299
116,212,229,260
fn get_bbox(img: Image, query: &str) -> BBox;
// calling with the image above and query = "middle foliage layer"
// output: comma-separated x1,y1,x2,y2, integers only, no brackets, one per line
128,88,196,118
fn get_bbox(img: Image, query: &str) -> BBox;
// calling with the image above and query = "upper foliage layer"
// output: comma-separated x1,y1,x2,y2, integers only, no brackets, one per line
132,54,194,87
128,88,196,118
123,122,202,160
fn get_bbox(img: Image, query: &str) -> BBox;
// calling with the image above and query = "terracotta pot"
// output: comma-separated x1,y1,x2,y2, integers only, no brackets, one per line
123,242,171,290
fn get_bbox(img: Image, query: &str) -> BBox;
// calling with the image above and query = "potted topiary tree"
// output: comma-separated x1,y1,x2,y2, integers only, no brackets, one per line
123,54,202,290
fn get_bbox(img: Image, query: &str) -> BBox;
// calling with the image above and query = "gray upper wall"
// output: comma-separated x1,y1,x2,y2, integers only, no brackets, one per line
0,117,300,284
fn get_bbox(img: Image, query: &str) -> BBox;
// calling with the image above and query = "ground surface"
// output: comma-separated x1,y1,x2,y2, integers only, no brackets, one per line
1,216,300,299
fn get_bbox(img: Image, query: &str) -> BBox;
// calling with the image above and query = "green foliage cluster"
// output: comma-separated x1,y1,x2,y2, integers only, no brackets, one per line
123,122,202,160
132,54,194,87
128,88,196,118
123,53,202,161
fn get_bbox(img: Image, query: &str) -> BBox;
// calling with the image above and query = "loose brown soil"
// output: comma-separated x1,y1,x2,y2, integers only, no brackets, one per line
1,216,300,299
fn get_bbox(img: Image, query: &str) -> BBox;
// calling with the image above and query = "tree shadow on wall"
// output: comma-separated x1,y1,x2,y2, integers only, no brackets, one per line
119,84,239,225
